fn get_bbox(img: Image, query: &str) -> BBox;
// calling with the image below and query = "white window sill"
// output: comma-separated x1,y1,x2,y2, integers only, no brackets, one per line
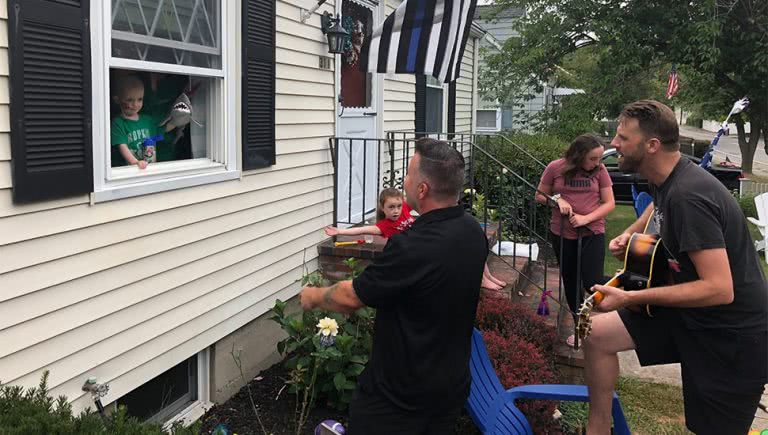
163,400,214,430
93,167,240,203
109,159,223,183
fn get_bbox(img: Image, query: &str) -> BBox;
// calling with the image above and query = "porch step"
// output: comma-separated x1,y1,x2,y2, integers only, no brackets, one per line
504,262,586,384
317,235,386,282
317,219,500,283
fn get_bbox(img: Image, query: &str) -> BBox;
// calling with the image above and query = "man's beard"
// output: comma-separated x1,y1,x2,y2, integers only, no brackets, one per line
618,151,642,174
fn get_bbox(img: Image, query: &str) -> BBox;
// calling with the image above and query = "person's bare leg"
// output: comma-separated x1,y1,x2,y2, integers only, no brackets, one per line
481,270,503,290
484,262,507,287
583,311,635,434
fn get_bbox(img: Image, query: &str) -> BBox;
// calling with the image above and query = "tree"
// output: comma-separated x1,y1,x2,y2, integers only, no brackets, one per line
481,0,767,173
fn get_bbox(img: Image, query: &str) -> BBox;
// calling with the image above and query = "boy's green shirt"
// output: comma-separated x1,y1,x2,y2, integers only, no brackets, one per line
110,114,161,167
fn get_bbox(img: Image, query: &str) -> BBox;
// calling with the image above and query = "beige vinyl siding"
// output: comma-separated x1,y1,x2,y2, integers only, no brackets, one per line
0,0,337,413
455,37,475,134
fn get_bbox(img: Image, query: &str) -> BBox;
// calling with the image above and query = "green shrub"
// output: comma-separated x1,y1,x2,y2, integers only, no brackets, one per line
0,371,199,435
685,116,703,128
471,133,566,242
735,192,757,218
271,301,374,411
271,257,374,420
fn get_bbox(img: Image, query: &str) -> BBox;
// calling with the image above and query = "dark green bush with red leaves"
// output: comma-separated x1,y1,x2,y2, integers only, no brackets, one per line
475,292,560,432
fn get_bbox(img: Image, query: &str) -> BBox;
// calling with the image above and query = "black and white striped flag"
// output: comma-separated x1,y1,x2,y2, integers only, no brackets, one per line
361,0,479,83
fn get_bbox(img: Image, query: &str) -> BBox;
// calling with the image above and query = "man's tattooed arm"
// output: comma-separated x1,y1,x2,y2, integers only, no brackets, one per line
309,280,364,313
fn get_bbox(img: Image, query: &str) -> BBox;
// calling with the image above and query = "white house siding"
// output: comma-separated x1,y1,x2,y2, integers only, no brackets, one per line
455,37,475,134
0,0,336,414
0,0,484,416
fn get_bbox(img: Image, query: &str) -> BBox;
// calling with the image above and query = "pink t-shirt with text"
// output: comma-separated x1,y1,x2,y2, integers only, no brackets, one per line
540,158,612,239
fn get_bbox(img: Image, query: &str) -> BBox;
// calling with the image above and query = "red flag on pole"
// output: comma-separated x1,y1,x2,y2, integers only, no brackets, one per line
666,65,679,99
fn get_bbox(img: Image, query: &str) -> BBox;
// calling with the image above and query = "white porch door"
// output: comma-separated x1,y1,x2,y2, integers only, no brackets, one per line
336,0,380,224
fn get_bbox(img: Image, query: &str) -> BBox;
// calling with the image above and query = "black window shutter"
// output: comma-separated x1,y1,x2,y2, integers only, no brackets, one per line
242,0,276,170
8,0,93,203
447,81,456,139
414,75,426,136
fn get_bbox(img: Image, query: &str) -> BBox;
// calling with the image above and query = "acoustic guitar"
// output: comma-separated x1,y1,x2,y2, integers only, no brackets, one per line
575,213,668,342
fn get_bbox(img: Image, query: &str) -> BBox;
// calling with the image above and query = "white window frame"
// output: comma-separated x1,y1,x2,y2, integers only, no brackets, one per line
90,1,240,203
476,108,501,132
425,76,447,134
162,348,212,429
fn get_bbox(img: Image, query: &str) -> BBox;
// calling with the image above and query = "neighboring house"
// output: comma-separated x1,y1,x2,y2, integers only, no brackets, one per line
0,0,483,426
474,5,554,132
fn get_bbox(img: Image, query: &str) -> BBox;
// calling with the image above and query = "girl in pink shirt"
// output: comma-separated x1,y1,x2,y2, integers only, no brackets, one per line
325,188,507,290
535,134,616,346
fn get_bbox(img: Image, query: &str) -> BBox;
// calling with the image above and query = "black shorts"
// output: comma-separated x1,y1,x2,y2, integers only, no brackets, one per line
619,308,767,435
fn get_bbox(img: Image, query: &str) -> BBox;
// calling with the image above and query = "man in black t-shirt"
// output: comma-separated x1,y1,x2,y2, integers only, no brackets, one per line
584,100,767,435
300,139,488,434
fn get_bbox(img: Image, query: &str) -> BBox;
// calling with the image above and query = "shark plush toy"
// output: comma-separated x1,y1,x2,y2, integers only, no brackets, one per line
159,92,203,145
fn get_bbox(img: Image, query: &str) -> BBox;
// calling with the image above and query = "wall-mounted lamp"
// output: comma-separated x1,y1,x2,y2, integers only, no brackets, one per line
321,12,349,55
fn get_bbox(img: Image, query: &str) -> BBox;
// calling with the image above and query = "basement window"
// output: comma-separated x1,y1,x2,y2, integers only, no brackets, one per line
115,350,209,425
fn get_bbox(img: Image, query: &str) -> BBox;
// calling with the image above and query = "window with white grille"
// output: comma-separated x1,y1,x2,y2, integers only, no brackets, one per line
91,1,238,202
111,0,221,69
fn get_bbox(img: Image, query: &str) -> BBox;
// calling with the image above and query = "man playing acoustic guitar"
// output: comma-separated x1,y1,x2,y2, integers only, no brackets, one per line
583,100,767,435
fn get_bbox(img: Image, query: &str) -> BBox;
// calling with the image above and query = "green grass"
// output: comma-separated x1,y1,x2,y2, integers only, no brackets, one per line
559,377,689,434
603,205,638,277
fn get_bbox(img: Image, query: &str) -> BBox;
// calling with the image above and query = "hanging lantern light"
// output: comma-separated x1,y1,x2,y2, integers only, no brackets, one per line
321,12,348,55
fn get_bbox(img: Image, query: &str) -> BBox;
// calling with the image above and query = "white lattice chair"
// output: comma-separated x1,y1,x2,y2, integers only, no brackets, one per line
747,192,768,265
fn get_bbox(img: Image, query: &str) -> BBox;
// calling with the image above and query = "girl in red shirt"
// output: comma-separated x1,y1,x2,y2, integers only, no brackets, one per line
324,188,507,290
324,188,415,238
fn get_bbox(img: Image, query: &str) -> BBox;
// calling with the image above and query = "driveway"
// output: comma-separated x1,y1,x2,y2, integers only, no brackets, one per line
679,125,768,178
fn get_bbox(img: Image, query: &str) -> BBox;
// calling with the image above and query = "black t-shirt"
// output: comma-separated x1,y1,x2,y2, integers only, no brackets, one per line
352,205,487,412
651,157,767,331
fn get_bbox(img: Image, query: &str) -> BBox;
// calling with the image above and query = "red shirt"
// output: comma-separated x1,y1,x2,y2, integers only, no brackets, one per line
540,158,612,239
375,202,416,238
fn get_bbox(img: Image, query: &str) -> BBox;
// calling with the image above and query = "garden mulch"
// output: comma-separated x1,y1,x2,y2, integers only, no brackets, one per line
198,361,481,435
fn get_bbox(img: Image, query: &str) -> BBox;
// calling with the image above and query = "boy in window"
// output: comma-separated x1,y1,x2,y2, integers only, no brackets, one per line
110,75,177,169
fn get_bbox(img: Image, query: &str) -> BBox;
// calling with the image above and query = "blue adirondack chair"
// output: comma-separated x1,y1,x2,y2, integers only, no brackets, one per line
466,328,631,435
634,191,653,218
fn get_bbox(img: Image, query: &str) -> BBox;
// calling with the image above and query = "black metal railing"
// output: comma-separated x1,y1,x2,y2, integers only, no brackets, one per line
328,132,570,332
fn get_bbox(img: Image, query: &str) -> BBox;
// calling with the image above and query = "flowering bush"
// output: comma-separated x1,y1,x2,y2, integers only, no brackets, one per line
475,292,558,356
482,330,559,433
475,292,563,432
271,301,373,412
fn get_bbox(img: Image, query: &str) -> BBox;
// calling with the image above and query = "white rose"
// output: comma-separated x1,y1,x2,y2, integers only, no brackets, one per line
316,317,339,337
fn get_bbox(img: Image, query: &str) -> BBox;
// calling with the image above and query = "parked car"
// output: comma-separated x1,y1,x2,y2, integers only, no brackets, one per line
602,148,743,204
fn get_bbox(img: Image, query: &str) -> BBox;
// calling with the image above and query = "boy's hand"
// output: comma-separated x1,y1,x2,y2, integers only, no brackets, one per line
137,160,148,169
324,226,340,236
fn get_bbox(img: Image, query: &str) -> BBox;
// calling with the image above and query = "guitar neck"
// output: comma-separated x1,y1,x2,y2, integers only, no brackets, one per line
604,275,621,288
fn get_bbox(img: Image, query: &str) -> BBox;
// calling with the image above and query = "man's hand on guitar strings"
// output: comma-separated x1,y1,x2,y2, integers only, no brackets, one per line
590,284,632,312
608,233,631,260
